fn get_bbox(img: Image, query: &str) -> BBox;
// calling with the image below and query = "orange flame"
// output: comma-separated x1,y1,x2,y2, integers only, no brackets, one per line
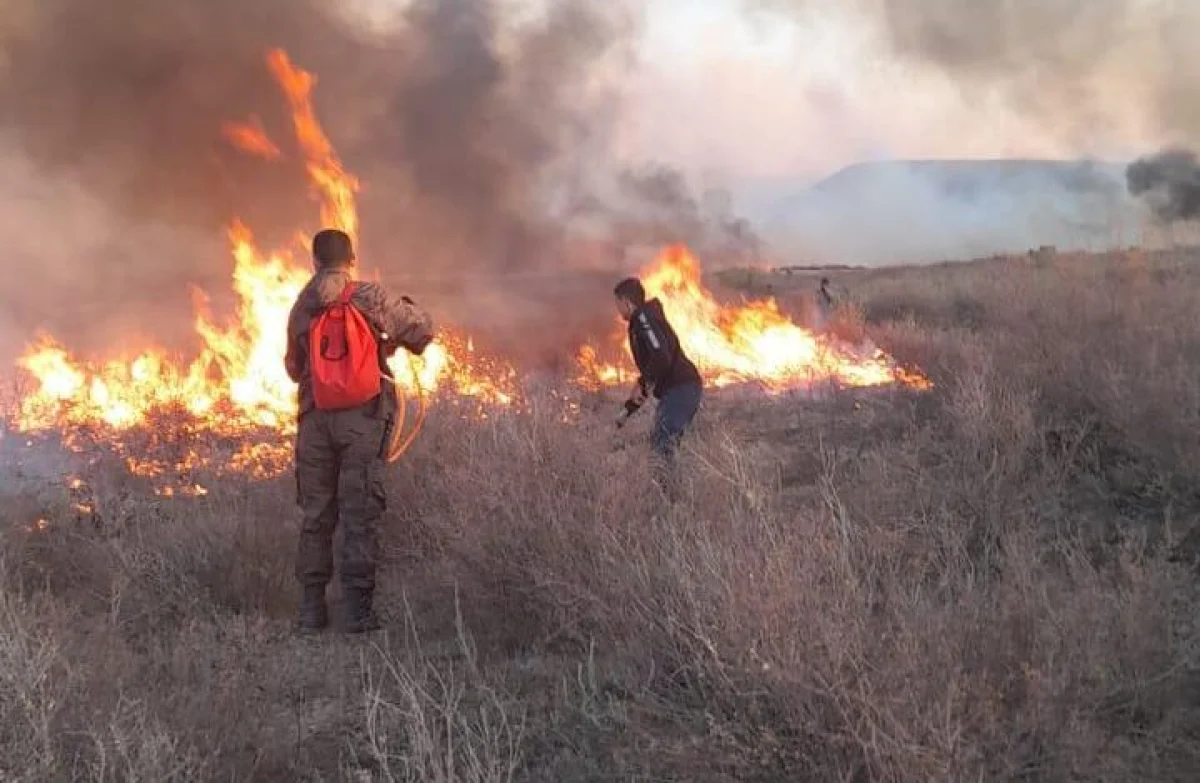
580,244,930,392
9,48,517,486
266,48,358,240
6,48,928,494
221,116,282,160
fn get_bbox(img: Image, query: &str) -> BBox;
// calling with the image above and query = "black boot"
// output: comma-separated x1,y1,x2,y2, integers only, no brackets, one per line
297,584,328,633
342,587,381,634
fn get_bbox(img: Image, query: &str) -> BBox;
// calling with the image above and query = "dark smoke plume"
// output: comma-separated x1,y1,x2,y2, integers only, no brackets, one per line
1126,149,1200,223
0,0,685,365
616,167,762,262
562,166,764,267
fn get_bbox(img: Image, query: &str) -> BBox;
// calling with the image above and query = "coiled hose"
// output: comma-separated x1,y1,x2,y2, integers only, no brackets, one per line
381,357,428,463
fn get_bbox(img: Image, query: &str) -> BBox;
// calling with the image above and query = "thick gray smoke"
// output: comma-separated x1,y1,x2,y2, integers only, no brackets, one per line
753,0,1199,143
747,0,1200,257
1126,149,1200,223
564,166,764,266
767,159,1134,265
0,0,629,254
2,0,754,369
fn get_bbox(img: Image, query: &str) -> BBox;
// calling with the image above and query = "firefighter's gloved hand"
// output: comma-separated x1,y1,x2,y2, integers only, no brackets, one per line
629,380,648,406
615,398,641,428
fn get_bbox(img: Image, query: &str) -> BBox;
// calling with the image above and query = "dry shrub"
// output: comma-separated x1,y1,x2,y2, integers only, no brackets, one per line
0,246,1199,780
859,248,1200,541
83,697,208,783
0,579,66,780
354,605,526,782
827,299,868,344
385,366,1199,779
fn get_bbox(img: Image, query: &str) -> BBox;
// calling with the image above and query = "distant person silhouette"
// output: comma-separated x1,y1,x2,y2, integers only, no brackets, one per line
815,277,835,331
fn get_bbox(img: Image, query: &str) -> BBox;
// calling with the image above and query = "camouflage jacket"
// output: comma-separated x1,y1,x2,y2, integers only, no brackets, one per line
284,266,435,417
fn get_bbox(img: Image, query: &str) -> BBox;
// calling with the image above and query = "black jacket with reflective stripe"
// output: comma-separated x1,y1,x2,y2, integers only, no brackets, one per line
626,299,703,398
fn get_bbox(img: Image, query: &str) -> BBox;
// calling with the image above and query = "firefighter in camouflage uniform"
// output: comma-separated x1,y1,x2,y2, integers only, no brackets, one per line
284,228,435,633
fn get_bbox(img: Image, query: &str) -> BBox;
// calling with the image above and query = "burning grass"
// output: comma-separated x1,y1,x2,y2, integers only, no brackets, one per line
1,246,1199,780
8,48,527,445
7,47,926,473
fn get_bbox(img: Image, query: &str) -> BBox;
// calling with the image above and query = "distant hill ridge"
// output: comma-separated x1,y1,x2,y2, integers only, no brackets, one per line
758,158,1138,265
808,158,1125,198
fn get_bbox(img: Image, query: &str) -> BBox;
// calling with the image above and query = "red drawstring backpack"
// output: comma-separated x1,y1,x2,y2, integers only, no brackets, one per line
309,282,381,410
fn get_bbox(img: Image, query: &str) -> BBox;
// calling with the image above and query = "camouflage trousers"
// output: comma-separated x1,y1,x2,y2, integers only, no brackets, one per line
294,401,392,591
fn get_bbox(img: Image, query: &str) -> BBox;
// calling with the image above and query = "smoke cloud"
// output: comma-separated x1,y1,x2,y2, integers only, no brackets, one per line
4,0,752,369
751,0,1199,148
735,0,1200,251
1126,148,1200,223
765,160,1134,265
11,0,1198,374
562,165,764,266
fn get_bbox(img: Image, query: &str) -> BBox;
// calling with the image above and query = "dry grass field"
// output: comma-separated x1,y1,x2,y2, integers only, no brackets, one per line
3,245,1200,781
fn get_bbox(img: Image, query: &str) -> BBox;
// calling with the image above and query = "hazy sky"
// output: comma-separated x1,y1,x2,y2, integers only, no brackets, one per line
615,0,1169,183
334,0,1182,186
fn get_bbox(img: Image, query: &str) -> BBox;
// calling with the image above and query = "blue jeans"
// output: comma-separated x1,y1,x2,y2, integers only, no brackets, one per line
652,383,703,463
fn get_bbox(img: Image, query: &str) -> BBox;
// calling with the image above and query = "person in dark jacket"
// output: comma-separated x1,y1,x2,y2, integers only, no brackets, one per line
613,277,704,487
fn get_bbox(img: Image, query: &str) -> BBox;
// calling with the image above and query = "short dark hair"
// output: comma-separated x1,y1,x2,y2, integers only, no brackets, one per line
613,277,645,305
312,228,355,266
